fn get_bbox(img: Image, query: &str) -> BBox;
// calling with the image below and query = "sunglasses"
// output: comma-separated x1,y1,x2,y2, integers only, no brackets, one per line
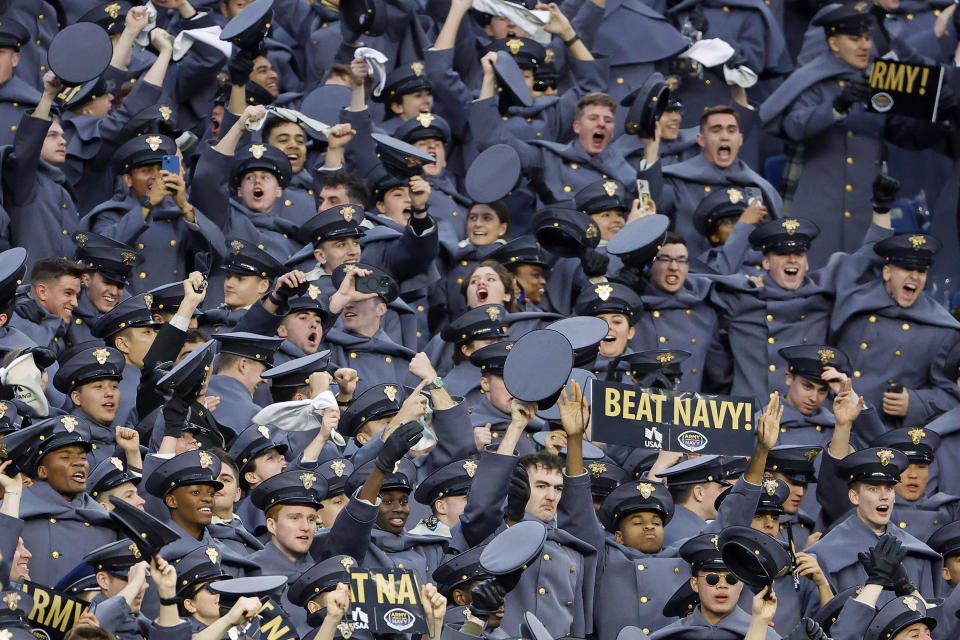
703,573,739,586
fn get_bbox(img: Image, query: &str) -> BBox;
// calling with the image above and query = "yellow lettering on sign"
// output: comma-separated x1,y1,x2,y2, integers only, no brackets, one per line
605,388,621,417
673,396,690,425
709,399,729,429
352,572,369,602
651,393,667,423
904,64,920,93
726,401,744,430
885,63,905,91
691,398,709,427
396,573,417,604
28,587,49,623
621,389,636,420
375,573,397,604
261,614,293,640
869,61,886,88
44,595,74,630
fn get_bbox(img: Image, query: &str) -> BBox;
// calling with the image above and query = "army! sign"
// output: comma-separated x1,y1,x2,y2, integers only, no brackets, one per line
591,381,757,455
345,568,430,635
19,581,90,640
867,60,945,121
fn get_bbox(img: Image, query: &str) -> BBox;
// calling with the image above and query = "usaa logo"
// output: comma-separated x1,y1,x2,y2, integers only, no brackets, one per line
383,608,417,632
677,430,708,452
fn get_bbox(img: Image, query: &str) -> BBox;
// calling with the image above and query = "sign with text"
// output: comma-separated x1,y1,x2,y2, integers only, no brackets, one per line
591,381,758,455
867,60,944,121
19,581,91,640
346,568,429,635
255,599,299,640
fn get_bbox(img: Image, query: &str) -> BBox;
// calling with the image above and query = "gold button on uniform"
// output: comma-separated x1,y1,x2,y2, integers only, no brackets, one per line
767,337,775,344
860,342,868,350
640,597,648,603
652,310,660,318
902,323,910,330
538,588,546,595
385,357,392,363
854,371,861,377
616,77,624,84
869,315,877,322
659,336,666,343
637,564,644,571
894,350,901,357
543,554,550,561
844,211,852,218
846,157,853,164
768,364,776,372
52,552,60,558
563,186,571,192
899,522,907,528
766,314,773,321
845,184,853,192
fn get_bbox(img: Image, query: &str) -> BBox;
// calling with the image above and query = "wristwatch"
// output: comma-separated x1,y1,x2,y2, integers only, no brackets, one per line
428,377,444,390
139,195,157,211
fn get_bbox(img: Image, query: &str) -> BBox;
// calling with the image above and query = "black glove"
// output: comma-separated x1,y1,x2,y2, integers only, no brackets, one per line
580,247,610,278
858,535,906,587
872,172,900,213
611,265,645,292
785,618,829,640
495,568,524,594
228,50,255,86
274,278,309,302
891,561,917,596
161,394,191,439
375,421,423,473
24,346,56,370
833,79,872,114
469,579,506,618
689,4,709,33
504,463,530,523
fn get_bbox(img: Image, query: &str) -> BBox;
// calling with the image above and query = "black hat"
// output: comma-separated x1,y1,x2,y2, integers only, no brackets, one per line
874,233,941,270
440,305,509,346
432,545,490,597
119,102,181,141
157,340,216,401
754,478,790,515
114,134,177,174
479,520,548,575
212,331,284,365
533,207,601,258
0,16,28,50
465,144,522,204
0,401,20,436
230,143,292,189
330,261,399,304
484,38,547,69
749,218,820,254
864,595,936,640
693,188,748,237
34,416,94,463
262,350,334,389
621,448,660,480
318,458,354,497
662,581,699,618
834,447,909,485
491,50,534,108
47,22,113,85
469,341,514,377
58,75,117,110
599,480,674,532
871,427,939,464
488,236,548,270
718,525,791,589
395,112,451,145
169,544,230,600
222,239,284,280
83,539,143,577
250,469,327,511
73,232,143,286
78,2,132,35
927,520,960,558
0,420,55,477
813,585,860,634
574,282,643,323
54,564,100,596
91,293,162,339
679,533,725,572
368,163,407,203
575,180,630,216
659,455,730,486
0,247,26,307
87,456,140,499
373,132,436,179
779,344,851,379
545,316,609,368
147,282,188,315
341,0,386,38
338,383,406,438
619,349,691,384
812,2,876,36
345,458,417,495
414,458,478,505
297,205,365,245
622,72,671,138
288,555,357,607
375,62,432,104
519,612,553,640
52,344,125,394
607,214,670,267
208,575,288,608
144,450,224,498
765,445,822,485
503,329,574,410
537,368,596,422
585,460,628,501
228,424,288,476
109,496,182,558
219,0,274,51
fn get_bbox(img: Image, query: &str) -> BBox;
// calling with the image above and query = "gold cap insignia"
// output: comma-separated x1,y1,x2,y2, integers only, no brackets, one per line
817,348,834,365
121,251,137,266
384,385,398,402
463,460,478,478
544,48,555,64
257,425,271,439
726,188,742,204
60,416,78,432
602,181,619,197
902,595,918,611
105,3,122,18
656,352,675,365
638,482,654,499
908,235,926,250
485,306,501,322
75,233,88,248
877,449,895,466
159,105,172,121
110,456,124,471
585,223,598,239
506,39,524,55
330,460,347,477
3,592,20,610
908,428,925,445
340,205,355,221
411,61,424,77
595,283,613,301
249,144,267,159
781,219,800,235
143,294,153,310
128,542,142,559
145,135,163,152
853,1,868,12
199,451,213,468
342,263,358,275
392,461,401,474
230,239,244,255
93,347,111,365
804,449,821,463
763,478,778,496
504,343,513,350
0,444,6,458
206,547,219,564
710,535,719,550
301,472,317,490
0,402,6,419
416,112,435,128
340,556,355,571
308,284,321,300
588,462,607,478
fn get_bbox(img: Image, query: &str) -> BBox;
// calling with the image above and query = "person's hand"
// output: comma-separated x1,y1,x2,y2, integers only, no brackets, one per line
145,168,169,207
125,5,150,32
180,271,207,308
724,48,749,70
882,387,909,417
162,395,191,438
420,583,447,640
756,392,782,451
890,559,917,596
41,71,62,97
334,368,359,398
308,371,334,396
739,198,768,225
557,378,588,438
115,426,140,455
751,585,777,624
151,555,177,599
409,352,439,384
205,395,221,412
504,463,530,522
239,104,267,128
474,423,493,450
536,3,576,40
375,421,424,472
229,49,256,86
872,172,900,213
409,175,431,212
150,27,174,55
74,612,100,629
273,269,308,301
127,561,149,591
833,79,871,114
480,51,498,77
469,579,506,618
320,406,340,437
391,380,430,426
785,618,830,640
450,0,474,14
510,399,538,429
820,365,848,395
859,535,906,587
580,247,610,278
161,170,188,208
328,266,379,314
226,596,262,625
542,430,567,455
628,196,656,222
794,552,829,588
0,461,23,494
327,123,357,150
326,583,351,620
349,58,370,88
832,378,864,424
803,532,822,550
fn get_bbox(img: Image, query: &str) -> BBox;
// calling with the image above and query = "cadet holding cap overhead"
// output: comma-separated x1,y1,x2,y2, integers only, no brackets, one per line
692,187,766,276
613,84,699,172
82,539,153,640
200,240,284,332
0,16,39,148
573,281,643,381
205,331,284,433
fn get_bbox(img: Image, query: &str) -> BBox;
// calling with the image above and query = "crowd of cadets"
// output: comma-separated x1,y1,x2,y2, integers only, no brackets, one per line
0,0,958,639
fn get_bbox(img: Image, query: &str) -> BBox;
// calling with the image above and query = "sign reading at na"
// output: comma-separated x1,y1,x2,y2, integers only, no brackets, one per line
867,60,945,121
591,381,757,455
344,568,430,635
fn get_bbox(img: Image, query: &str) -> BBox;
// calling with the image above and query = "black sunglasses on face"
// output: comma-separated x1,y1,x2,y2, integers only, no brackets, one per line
704,572,739,586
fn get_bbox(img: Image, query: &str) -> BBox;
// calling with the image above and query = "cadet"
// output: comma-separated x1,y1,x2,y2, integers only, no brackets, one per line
489,237,550,315
202,241,284,332
410,459,478,538
87,456,146,511
205,331,283,433
207,449,265,556
83,541,152,640
431,303,508,382
762,445,822,549
286,557,359,640
260,114,325,226
168,544,231,634
371,62,435,134
612,93,700,171
826,573,938,640
0,248,35,354
11,257,85,358
432,545,506,637
573,282,643,380
316,458,355,529
693,187,766,276
830,234,960,430
927,520,960,588
0,18,39,148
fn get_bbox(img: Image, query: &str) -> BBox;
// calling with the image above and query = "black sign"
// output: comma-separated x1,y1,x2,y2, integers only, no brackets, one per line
19,581,91,640
590,381,758,455
867,60,944,121
346,569,430,635
256,598,299,640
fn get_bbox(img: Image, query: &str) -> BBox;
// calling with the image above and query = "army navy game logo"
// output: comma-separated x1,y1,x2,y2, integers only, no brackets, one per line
677,430,708,452
384,607,417,631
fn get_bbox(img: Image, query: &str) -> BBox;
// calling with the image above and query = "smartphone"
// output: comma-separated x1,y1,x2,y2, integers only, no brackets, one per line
636,179,653,209
161,154,180,175
888,382,903,394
